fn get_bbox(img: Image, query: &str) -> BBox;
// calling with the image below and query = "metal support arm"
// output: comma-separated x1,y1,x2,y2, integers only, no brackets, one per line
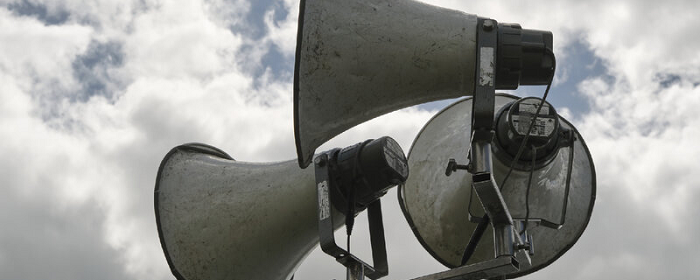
314,153,389,280
444,18,532,278
408,256,519,280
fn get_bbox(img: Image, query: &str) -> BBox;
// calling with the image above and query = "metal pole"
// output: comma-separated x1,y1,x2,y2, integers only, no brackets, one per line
347,261,365,280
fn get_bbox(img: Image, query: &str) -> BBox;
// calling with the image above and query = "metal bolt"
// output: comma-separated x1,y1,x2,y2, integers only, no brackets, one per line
483,20,494,32
315,156,326,167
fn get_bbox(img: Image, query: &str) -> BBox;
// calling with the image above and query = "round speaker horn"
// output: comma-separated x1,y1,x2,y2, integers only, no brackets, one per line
293,0,478,168
399,94,595,277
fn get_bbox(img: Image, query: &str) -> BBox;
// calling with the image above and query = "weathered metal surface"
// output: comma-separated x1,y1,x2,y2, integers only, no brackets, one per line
295,0,478,167
398,94,596,277
155,145,343,280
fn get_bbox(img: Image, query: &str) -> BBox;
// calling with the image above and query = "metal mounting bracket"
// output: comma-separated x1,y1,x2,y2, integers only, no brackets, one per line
314,152,388,280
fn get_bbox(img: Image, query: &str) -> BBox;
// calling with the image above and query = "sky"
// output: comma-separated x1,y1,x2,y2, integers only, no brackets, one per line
1,0,699,279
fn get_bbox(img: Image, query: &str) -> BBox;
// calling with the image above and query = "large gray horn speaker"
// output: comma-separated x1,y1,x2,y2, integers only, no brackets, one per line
155,143,344,280
399,94,596,277
294,0,478,168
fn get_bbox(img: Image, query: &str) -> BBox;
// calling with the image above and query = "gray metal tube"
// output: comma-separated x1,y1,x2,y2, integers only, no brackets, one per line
470,140,493,174
493,224,515,258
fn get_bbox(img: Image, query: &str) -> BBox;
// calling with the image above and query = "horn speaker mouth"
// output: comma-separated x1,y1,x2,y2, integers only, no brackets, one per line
293,0,479,168
398,94,596,277
154,143,233,280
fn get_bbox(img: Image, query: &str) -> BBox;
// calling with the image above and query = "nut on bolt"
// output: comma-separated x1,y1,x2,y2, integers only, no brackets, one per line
483,20,494,31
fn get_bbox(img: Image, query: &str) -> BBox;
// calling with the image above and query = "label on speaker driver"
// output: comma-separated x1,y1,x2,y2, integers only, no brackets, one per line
318,181,330,220
518,99,550,115
512,115,556,137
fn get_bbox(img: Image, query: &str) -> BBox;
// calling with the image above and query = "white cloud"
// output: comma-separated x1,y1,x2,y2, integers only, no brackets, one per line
262,0,298,59
0,8,92,99
122,0,243,80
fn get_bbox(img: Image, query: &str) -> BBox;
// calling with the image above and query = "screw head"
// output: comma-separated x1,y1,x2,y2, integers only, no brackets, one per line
314,156,326,166
483,20,494,31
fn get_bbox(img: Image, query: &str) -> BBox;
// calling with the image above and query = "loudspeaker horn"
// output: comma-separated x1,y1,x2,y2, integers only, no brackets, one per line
294,0,478,168
399,94,596,278
155,143,337,280
294,0,555,168
155,137,408,280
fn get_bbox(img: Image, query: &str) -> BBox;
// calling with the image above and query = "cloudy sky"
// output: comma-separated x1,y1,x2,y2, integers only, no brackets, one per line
1,0,699,279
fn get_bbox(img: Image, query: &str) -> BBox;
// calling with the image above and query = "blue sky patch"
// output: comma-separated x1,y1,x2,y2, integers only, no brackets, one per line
71,40,124,102
6,0,70,25
229,0,288,40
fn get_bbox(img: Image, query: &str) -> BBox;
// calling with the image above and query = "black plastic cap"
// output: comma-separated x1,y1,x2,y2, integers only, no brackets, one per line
354,137,408,206
331,137,408,209
520,29,554,85
359,137,409,186
496,23,554,89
